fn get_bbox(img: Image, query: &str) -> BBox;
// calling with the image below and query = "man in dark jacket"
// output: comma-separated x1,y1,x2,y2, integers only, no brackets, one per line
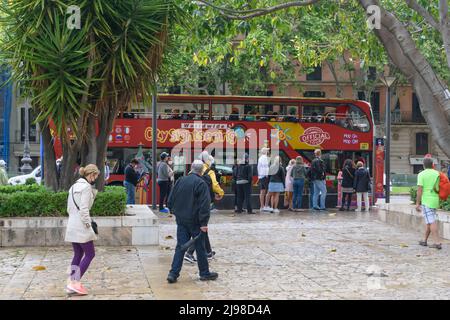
166,160,218,283
124,159,140,205
311,149,327,211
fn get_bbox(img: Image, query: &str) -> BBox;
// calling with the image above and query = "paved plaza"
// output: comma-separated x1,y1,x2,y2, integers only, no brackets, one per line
1,209,449,300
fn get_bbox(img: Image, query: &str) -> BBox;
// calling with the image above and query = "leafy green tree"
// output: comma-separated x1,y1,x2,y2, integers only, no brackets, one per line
182,0,450,157
0,0,185,190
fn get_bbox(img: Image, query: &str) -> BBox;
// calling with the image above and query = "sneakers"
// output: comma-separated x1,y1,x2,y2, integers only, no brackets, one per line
167,274,178,284
66,281,88,295
207,251,216,260
200,272,219,281
262,206,273,212
184,253,196,263
159,208,170,214
273,208,280,213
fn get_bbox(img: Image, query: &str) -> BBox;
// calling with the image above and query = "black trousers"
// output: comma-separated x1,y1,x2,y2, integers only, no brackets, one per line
187,231,212,255
341,192,353,209
237,183,252,213
158,180,170,210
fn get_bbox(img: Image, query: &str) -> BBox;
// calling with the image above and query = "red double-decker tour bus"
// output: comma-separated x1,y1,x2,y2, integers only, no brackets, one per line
98,94,383,208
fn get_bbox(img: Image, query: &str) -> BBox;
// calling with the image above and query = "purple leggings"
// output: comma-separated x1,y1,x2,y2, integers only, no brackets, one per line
70,241,95,281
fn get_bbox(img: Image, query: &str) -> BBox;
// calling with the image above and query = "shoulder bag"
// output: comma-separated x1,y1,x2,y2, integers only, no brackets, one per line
71,186,98,235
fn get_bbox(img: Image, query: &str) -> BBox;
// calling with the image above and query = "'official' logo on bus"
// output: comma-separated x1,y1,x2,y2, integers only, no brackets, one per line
300,127,331,146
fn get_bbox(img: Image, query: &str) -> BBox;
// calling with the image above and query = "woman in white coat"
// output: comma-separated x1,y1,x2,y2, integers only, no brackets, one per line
65,164,100,295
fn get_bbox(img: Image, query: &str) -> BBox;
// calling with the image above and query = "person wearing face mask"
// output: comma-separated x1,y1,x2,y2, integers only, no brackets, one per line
65,164,100,296
124,159,140,205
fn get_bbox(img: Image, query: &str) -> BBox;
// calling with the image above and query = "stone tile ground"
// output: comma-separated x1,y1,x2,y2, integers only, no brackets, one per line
1,210,449,300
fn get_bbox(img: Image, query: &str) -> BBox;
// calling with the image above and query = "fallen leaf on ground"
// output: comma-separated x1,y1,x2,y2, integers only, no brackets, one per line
330,249,337,252
416,254,421,257
328,213,336,216
168,214,173,218
400,243,409,248
32,266,46,271
230,214,236,217
301,233,306,237
165,235,174,240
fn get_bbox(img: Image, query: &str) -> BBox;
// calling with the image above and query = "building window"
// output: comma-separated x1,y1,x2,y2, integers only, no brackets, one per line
21,107,37,142
304,91,325,98
413,165,423,174
367,67,377,81
412,93,425,123
415,132,428,155
358,91,380,122
306,66,322,81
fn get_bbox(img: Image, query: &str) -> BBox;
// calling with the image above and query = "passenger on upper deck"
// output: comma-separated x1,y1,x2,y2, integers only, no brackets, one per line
309,112,320,123
244,110,256,121
172,109,181,120
229,108,240,121
181,110,190,120
286,109,298,122
189,110,197,120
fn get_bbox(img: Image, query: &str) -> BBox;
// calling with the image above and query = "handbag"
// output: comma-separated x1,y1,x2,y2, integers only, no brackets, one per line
71,186,98,235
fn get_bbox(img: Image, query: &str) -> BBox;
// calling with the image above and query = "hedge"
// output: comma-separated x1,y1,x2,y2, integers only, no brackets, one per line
0,186,126,217
410,186,449,211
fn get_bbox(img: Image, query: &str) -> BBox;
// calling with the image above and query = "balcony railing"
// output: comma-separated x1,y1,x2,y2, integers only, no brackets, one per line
373,111,427,124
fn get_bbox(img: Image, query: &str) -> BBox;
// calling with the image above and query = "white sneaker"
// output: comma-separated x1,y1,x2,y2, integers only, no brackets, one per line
263,206,272,212
355,209,361,212
273,208,280,213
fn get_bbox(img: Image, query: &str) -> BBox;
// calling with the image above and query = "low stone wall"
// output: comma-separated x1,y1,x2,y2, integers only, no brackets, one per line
0,205,159,247
378,203,450,240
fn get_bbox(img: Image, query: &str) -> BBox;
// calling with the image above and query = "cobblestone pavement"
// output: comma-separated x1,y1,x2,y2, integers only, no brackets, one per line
1,209,450,300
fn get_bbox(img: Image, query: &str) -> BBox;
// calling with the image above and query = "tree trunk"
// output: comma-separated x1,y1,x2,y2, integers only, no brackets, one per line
60,139,79,190
39,121,58,191
358,0,450,158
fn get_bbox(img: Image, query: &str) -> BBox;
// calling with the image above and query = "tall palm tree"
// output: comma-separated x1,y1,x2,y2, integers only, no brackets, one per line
0,0,185,190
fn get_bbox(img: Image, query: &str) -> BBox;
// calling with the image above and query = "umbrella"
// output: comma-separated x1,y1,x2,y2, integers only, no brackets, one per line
180,232,203,251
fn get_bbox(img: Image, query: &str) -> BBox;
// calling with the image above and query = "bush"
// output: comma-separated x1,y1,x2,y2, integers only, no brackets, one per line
410,186,417,203
91,186,127,216
0,185,126,217
25,177,37,185
410,186,450,211
0,184,45,194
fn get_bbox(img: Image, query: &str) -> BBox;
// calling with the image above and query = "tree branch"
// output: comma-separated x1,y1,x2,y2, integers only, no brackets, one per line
196,0,321,20
405,0,441,31
439,0,450,69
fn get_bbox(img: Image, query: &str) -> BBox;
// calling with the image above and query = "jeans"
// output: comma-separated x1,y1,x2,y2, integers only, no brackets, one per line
313,180,327,209
293,178,305,209
169,224,210,278
236,183,252,213
70,241,95,281
158,180,170,210
124,181,135,205
356,192,370,211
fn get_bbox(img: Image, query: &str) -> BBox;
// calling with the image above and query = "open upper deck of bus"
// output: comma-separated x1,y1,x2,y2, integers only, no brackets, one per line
120,94,374,133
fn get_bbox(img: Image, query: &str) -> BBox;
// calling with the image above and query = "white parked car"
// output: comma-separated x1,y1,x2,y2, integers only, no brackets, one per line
8,166,42,185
